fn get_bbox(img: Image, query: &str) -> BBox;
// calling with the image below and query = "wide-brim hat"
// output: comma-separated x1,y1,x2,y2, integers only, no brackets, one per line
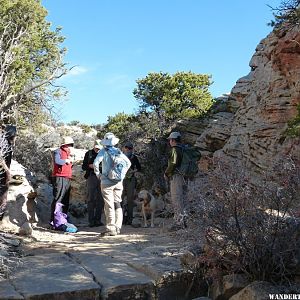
100,132,119,147
61,136,74,146
167,131,181,139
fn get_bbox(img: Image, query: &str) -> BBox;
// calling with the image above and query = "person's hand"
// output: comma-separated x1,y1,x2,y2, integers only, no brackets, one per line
88,164,94,169
70,154,75,163
65,158,71,165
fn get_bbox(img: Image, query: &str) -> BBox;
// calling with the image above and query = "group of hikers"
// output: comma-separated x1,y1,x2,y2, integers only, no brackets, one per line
50,131,191,235
0,126,194,236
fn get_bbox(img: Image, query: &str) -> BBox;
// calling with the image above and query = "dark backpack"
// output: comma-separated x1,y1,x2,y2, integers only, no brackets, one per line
177,145,201,178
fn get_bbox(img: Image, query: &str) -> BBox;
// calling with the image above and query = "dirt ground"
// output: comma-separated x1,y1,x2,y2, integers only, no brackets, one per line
19,217,198,257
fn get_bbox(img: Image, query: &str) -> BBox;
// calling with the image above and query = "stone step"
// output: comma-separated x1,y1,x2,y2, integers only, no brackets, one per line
1,253,99,300
1,252,154,300
69,251,155,299
0,280,23,300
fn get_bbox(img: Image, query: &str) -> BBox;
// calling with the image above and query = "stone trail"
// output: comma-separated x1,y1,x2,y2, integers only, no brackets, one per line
0,225,206,300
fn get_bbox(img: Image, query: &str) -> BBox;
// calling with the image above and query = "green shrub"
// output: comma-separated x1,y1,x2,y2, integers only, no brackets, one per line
285,104,300,137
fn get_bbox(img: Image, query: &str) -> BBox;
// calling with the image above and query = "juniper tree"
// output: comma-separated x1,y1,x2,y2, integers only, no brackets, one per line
0,0,67,124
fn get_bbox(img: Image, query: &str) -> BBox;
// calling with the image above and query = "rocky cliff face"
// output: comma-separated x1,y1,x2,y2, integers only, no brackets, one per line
179,25,300,176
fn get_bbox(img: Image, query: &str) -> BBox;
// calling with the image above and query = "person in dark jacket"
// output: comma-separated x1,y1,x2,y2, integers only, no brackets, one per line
50,136,74,226
82,140,104,227
122,141,141,225
0,125,17,220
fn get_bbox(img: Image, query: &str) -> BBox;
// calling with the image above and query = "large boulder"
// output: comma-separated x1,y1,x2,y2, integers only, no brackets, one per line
210,274,250,300
229,281,280,300
0,160,37,235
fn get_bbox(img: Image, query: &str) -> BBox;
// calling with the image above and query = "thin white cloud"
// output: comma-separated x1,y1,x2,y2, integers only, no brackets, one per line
66,66,88,77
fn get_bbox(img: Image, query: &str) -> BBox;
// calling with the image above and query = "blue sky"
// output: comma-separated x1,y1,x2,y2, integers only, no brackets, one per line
42,0,282,125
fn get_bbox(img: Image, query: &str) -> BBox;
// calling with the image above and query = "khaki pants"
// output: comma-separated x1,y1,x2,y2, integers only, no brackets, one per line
170,174,185,222
101,181,123,233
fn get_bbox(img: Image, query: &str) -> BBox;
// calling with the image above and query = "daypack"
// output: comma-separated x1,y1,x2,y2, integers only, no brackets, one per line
52,203,78,233
177,145,201,178
105,148,131,182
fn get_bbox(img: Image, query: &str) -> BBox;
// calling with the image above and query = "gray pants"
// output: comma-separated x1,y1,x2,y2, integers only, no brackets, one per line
87,174,104,225
50,177,71,222
170,174,185,222
101,181,123,233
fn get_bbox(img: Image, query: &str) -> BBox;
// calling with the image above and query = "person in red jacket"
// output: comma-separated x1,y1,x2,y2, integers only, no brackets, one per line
50,136,74,226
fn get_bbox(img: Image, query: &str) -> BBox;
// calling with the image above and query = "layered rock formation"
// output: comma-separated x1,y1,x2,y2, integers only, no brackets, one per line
179,25,300,176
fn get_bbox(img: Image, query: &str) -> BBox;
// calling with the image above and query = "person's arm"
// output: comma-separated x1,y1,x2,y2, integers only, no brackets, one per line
54,149,70,165
82,151,89,171
164,147,178,178
93,149,104,176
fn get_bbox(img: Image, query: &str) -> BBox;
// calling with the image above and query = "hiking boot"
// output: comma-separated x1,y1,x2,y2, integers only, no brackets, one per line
131,223,140,228
168,223,184,232
101,230,117,237
103,231,117,237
